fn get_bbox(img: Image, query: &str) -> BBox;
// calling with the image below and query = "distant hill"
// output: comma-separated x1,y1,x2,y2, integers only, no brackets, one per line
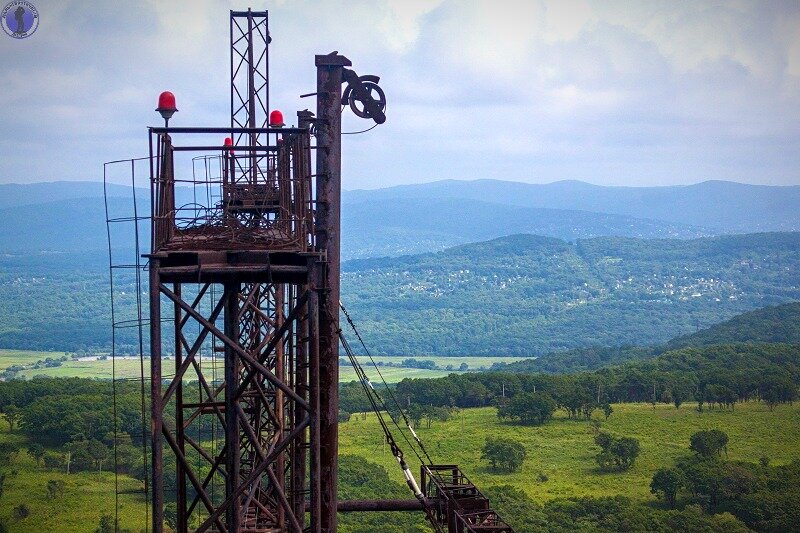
496,302,800,374
2,179,799,259
344,179,800,233
0,181,132,209
0,197,126,253
342,232,800,355
666,301,800,349
0,181,710,258
342,197,708,258
1,232,799,353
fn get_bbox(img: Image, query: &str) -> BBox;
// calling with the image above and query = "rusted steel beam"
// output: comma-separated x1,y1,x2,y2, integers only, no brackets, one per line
162,424,226,532
149,258,164,533
309,288,322,533
187,443,228,517
315,50,350,533
235,403,304,533
161,293,226,406
196,416,311,533
223,282,241,533
173,284,187,533
159,283,310,410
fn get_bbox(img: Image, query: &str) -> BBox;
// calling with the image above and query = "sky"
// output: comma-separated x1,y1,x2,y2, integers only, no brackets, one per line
1,0,799,189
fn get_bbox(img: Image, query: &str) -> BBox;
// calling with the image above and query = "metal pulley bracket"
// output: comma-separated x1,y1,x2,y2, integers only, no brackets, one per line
341,69,387,124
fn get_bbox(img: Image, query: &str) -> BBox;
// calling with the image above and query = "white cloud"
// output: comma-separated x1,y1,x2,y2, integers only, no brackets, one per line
0,0,797,187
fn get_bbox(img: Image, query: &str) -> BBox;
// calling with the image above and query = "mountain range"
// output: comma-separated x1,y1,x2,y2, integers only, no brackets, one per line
1,179,798,259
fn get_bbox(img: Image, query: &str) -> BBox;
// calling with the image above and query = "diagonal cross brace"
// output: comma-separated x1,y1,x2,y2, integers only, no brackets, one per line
159,283,310,411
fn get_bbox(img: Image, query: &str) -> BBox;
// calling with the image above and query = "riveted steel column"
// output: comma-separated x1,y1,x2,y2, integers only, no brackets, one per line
149,259,163,533
314,51,350,533
224,282,241,533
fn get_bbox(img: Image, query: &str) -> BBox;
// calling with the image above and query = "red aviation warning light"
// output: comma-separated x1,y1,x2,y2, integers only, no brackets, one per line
156,91,178,126
269,109,284,127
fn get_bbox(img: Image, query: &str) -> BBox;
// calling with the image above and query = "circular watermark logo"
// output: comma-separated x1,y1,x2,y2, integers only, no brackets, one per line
2,1,38,39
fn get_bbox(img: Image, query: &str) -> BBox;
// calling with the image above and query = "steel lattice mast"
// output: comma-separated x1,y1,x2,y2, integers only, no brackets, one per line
147,9,384,532
145,8,512,533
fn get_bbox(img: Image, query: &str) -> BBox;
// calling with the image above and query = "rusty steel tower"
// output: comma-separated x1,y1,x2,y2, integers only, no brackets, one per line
141,8,515,533
146,9,385,532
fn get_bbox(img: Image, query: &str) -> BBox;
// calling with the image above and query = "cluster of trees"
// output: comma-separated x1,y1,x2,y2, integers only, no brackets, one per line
0,380,143,451
481,437,526,473
0,378,146,481
594,432,640,471
484,486,750,532
327,453,766,532
650,431,800,531
339,357,469,372
373,344,799,417
496,391,557,425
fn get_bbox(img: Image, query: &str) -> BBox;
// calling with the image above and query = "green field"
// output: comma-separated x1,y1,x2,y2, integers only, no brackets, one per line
0,350,61,371
2,401,797,531
340,401,800,503
0,425,145,532
9,351,527,382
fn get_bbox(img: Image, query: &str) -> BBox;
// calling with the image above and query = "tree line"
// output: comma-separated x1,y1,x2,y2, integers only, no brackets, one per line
343,343,800,417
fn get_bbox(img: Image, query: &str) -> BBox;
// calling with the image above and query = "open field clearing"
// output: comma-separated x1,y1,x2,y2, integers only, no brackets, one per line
340,401,800,503
8,351,527,382
3,399,797,531
0,350,61,371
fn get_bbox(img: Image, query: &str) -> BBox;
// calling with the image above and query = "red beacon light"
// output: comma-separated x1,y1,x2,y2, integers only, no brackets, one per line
156,91,178,126
223,137,234,153
269,109,285,128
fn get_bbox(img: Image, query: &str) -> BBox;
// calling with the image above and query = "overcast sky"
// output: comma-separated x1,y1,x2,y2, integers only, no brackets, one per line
1,0,799,188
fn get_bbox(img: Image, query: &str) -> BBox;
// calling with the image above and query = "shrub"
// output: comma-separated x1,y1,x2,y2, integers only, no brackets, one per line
46,479,65,499
12,504,29,520
43,452,65,469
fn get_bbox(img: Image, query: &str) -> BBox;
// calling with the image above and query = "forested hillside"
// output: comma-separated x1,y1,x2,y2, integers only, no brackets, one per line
343,232,800,355
384,343,800,413
497,301,800,374
667,301,800,349
1,232,799,354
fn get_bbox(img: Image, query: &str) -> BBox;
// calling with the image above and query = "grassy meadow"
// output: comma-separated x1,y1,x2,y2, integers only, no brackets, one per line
0,350,58,371
340,401,800,502
9,350,526,382
2,400,798,531
0,425,146,532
